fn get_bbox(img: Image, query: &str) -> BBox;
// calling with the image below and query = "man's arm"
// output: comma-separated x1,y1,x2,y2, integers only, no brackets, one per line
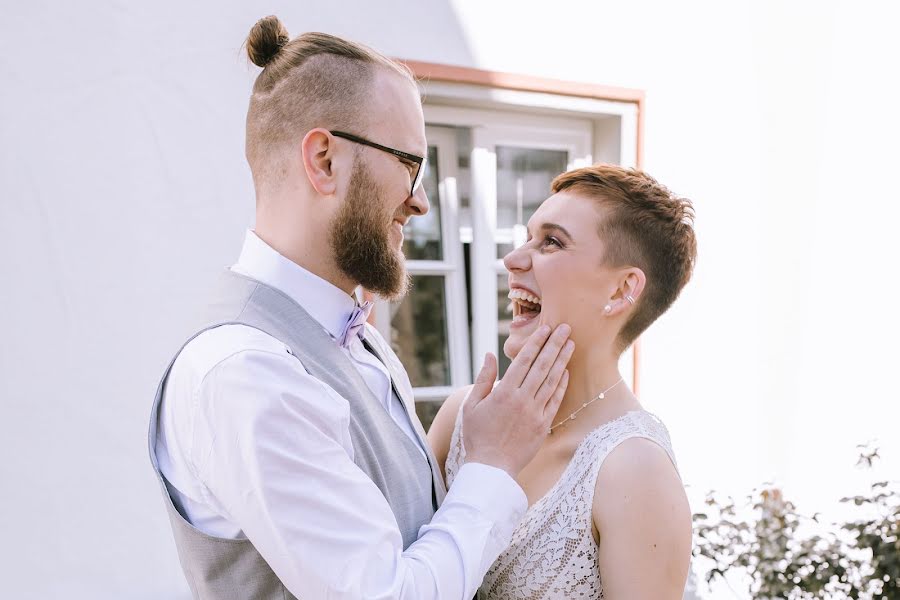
593,438,693,600
190,344,526,600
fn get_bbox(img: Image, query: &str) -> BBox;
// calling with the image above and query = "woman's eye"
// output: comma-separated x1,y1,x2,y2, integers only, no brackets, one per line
542,236,562,249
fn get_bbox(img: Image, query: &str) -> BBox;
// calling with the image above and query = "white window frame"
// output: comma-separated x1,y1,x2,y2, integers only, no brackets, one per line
468,118,593,379
379,80,640,409
375,126,470,402
421,100,635,385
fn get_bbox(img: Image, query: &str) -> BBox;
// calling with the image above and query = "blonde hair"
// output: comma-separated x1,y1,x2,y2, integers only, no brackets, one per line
243,16,416,186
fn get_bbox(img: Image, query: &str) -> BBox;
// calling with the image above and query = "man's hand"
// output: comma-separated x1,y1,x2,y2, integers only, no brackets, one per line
462,324,574,478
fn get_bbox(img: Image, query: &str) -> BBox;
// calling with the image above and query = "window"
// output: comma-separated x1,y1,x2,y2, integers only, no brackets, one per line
376,72,640,431
375,127,470,429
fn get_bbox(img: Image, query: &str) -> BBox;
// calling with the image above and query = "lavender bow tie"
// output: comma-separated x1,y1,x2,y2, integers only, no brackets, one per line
337,301,373,348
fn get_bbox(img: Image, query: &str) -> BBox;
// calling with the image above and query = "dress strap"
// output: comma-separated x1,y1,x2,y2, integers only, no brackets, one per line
581,410,680,498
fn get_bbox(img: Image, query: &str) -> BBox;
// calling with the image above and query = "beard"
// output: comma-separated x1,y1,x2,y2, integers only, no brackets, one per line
330,159,410,301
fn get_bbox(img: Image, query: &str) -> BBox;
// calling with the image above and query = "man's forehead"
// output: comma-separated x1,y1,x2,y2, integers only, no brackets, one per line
368,70,426,153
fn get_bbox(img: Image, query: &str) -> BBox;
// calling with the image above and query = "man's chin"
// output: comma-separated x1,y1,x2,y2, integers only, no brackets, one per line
373,268,411,303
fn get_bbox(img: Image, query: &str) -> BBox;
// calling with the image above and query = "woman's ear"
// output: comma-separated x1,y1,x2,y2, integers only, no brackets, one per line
605,267,646,316
301,128,338,196
621,268,646,307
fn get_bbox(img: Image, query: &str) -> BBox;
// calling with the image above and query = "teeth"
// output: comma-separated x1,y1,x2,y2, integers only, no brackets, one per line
507,289,542,305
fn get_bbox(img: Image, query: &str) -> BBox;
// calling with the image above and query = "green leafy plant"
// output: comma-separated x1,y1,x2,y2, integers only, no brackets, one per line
840,446,900,599
692,445,900,599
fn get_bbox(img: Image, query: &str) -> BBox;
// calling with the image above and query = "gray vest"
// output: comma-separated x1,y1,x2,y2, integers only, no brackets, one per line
148,270,447,599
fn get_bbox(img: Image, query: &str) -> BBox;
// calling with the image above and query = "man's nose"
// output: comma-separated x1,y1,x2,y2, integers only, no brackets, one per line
406,185,429,216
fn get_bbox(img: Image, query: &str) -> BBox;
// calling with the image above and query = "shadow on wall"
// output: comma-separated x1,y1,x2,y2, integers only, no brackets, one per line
0,1,477,598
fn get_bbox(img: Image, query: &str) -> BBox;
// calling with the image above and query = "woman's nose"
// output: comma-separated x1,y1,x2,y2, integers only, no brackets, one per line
503,243,531,272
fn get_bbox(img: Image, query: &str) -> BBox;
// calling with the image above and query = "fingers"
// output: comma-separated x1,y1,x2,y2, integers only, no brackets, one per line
465,352,497,409
501,325,552,388
519,324,572,394
534,339,575,405
543,369,570,425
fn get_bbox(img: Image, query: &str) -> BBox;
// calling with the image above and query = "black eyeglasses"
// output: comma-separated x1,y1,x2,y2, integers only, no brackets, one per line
330,130,426,198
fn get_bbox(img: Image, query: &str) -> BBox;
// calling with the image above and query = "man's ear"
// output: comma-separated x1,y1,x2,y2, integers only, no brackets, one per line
301,128,338,196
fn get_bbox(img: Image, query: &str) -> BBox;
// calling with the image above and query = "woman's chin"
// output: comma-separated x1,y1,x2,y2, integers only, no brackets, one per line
505,304,577,358
503,335,522,360
504,316,540,358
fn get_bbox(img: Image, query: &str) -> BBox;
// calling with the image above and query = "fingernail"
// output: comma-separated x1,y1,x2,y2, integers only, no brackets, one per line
559,323,571,336
540,325,551,335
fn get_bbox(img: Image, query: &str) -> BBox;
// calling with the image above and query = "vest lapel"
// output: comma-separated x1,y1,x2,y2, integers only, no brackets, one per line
364,339,448,507
224,271,441,502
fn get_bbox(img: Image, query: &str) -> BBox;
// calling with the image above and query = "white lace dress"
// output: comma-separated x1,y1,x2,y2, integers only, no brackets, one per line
445,407,678,599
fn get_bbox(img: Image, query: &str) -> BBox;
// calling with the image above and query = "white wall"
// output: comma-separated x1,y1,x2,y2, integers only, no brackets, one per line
2,0,898,597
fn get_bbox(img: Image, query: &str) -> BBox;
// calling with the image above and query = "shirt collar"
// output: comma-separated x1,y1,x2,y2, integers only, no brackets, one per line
230,230,358,339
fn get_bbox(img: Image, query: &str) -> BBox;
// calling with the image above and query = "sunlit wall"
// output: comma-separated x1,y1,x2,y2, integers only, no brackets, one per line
1,1,897,597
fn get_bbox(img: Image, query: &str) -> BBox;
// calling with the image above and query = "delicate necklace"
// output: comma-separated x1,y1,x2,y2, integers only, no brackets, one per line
549,377,624,434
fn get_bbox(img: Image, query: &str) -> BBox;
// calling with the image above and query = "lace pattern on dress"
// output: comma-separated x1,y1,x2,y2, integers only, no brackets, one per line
445,405,678,600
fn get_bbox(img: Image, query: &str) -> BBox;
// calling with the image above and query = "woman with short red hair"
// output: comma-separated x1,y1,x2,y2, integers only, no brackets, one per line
430,164,698,599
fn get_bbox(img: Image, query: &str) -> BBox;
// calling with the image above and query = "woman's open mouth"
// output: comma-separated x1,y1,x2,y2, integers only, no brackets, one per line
508,288,542,328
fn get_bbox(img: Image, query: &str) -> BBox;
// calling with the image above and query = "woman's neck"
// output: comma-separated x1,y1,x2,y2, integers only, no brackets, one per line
552,345,640,436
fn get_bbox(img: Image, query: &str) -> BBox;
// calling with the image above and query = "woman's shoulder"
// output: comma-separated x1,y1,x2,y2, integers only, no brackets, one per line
430,385,472,438
588,410,677,468
591,412,687,530
426,384,473,479
597,433,679,485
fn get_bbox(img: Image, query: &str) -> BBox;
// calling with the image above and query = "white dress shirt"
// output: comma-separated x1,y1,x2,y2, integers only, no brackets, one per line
155,230,527,600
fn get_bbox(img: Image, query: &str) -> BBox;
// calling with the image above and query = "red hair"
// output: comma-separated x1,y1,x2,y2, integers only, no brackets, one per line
551,164,697,350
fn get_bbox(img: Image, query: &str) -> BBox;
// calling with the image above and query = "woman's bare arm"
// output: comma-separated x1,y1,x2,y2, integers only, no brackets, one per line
593,438,693,600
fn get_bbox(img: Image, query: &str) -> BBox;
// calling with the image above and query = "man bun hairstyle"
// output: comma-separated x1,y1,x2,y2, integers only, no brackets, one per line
245,15,290,68
242,16,417,190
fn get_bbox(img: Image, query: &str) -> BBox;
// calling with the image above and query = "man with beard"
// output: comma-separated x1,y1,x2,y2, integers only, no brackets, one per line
148,16,574,600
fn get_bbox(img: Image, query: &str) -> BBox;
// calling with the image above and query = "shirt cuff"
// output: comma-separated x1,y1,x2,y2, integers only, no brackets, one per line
445,462,528,545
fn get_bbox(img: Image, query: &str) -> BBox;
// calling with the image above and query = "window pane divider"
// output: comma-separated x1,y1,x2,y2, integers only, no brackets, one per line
412,386,454,402
405,260,456,275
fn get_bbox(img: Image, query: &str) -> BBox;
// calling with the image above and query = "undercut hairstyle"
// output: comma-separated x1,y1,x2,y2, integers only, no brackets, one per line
551,164,697,351
243,16,416,188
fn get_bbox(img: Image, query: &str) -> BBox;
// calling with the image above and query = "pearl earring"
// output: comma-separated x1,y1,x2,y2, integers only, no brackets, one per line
604,305,612,314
